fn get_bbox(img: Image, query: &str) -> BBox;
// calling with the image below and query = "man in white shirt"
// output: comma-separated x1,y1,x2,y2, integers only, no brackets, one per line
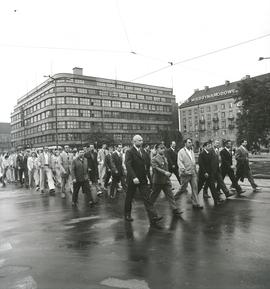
177,138,203,209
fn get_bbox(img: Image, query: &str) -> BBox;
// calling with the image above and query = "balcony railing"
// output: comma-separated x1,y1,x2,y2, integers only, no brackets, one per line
212,117,219,122
199,119,205,123
228,124,235,130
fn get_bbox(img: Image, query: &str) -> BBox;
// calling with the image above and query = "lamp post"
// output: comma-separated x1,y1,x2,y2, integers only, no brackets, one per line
44,75,58,148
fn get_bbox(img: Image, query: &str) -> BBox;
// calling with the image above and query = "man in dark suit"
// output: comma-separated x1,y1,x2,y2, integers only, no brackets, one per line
166,141,181,187
84,144,101,197
151,143,183,217
198,141,216,200
124,135,162,225
235,139,261,192
103,145,113,189
219,140,245,194
71,149,92,206
211,140,234,201
110,144,127,198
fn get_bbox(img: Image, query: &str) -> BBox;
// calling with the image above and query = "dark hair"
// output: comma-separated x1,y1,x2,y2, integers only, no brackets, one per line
202,141,209,148
156,143,166,149
240,139,247,144
224,140,231,146
184,138,192,144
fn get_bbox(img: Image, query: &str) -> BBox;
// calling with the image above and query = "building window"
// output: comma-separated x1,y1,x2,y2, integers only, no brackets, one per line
80,98,90,105
66,109,79,116
57,97,65,104
109,92,118,97
99,91,109,96
80,122,91,129
119,93,127,98
207,106,211,112
77,88,87,94
145,95,153,101
58,121,66,129
88,89,96,94
200,107,204,113
221,112,225,118
56,87,65,92
229,102,233,108
66,87,76,93
102,100,111,107
213,104,218,111
154,97,160,102
116,84,124,89
57,109,65,117
104,123,113,130
91,110,102,118
207,114,211,121
122,102,130,109
112,101,121,108
112,111,121,118
134,87,142,92
128,94,136,99
131,103,139,109
221,103,225,110
103,111,112,118
66,97,78,105
140,103,149,110
137,94,145,100
91,99,101,106
58,134,66,141
125,86,133,90
67,121,79,129
80,110,91,117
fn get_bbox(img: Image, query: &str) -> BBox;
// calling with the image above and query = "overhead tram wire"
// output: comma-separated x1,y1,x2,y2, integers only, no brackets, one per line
131,32,270,81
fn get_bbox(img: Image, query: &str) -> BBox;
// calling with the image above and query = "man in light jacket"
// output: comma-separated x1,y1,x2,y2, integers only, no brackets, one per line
176,138,203,209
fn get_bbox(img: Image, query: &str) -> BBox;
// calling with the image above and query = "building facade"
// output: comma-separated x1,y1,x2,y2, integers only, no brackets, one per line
11,68,178,148
179,73,270,149
0,123,11,154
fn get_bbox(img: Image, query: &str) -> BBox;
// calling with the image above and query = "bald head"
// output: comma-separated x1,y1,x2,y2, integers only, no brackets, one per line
133,135,143,148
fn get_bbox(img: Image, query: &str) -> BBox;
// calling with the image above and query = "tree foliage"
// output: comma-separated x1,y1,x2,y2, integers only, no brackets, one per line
234,78,270,146
160,130,183,148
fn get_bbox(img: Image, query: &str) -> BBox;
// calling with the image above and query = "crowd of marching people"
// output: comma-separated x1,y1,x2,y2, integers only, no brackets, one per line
0,135,261,227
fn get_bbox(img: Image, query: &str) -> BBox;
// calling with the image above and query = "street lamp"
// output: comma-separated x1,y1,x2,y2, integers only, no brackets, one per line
43,75,58,148
258,57,270,61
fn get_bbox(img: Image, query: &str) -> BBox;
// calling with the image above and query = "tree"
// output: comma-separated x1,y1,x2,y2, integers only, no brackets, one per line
234,78,270,147
160,130,183,148
86,131,114,148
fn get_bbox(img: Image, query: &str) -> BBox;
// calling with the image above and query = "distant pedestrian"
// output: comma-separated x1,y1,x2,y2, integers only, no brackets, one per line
235,139,261,192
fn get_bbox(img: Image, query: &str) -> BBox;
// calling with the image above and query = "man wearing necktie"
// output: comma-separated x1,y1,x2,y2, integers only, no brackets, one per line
124,135,162,225
219,140,245,194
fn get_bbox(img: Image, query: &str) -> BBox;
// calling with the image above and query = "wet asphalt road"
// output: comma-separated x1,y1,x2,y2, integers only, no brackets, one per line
0,179,270,289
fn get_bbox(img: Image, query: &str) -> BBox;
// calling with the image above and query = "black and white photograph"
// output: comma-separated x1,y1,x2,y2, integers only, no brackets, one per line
0,1,269,288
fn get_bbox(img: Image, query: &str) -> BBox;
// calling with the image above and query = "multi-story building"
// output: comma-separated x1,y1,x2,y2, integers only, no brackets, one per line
179,73,270,149
11,68,178,148
0,122,11,154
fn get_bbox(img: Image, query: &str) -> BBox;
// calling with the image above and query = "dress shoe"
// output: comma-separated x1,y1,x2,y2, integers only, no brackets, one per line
203,193,211,199
151,216,163,223
226,191,235,198
173,209,183,217
193,204,204,209
150,222,163,229
237,190,246,194
49,189,55,196
125,215,134,222
214,199,225,206
253,187,262,192
40,190,45,195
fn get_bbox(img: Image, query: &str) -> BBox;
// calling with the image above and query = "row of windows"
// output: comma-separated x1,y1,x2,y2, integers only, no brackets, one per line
183,121,235,132
182,102,235,117
13,82,173,118
12,106,172,128
12,97,172,121
12,121,170,139
182,111,236,124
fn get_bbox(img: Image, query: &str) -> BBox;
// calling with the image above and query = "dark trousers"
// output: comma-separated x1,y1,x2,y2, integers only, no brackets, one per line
72,180,91,203
125,182,157,221
103,170,111,187
236,169,257,189
110,173,127,197
18,168,24,185
171,168,181,185
198,174,220,202
219,167,242,192
150,183,177,210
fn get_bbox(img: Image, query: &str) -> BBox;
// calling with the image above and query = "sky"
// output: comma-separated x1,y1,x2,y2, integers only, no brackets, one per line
0,0,270,122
